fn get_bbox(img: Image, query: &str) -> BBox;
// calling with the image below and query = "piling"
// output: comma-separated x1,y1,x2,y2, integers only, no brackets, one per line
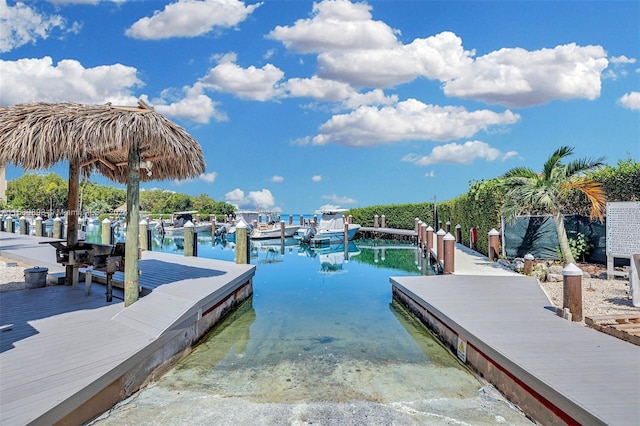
280,221,285,241
53,217,63,239
4,216,14,233
426,226,434,254
344,222,349,245
436,229,445,263
524,253,534,275
139,219,148,251
374,215,379,228
235,220,249,264
420,223,427,249
35,216,43,237
563,263,583,322
19,216,27,235
455,224,462,243
445,221,451,233
443,232,455,274
488,228,500,261
184,221,195,257
289,215,293,225
381,215,386,228
101,218,111,245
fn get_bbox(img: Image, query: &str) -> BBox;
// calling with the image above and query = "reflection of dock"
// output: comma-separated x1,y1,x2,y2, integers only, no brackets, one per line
0,232,255,425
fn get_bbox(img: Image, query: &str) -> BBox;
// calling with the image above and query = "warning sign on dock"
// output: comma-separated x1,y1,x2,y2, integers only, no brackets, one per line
457,336,467,363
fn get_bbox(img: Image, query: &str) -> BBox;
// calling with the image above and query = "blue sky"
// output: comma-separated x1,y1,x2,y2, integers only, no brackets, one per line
1,0,639,214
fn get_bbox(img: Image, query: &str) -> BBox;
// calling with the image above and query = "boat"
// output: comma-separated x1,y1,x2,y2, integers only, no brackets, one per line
224,211,300,240
295,209,361,245
154,211,212,236
250,212,300,239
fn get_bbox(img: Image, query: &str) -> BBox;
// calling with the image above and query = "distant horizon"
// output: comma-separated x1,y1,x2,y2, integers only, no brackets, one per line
2,0,638,213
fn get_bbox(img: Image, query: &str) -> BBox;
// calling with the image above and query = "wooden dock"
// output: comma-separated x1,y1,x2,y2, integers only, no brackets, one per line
391,273,640,426
0,232,256,425
358,226,417,241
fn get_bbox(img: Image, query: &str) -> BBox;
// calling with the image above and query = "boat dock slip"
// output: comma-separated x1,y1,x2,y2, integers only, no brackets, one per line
0,232,255,425
390,274,640,426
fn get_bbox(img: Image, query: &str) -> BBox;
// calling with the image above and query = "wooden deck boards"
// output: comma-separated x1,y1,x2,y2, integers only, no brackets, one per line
0,232,255,425
391,274,640,426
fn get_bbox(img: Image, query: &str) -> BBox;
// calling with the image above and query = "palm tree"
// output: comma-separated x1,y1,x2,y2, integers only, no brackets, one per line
501,146,606,265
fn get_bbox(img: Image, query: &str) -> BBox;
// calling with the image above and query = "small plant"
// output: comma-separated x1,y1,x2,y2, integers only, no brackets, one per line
568,233,592,262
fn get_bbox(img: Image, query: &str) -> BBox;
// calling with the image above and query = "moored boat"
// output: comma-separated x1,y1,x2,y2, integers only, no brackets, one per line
295,209,360,244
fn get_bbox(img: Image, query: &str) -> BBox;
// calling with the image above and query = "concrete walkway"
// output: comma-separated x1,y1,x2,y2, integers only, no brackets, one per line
392,241,640,425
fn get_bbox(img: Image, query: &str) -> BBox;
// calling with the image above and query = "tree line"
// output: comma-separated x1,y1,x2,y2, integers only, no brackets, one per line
1,174,235,217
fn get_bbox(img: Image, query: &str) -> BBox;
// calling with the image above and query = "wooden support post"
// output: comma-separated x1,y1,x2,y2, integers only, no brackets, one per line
235,220,248,264
344,222,349,245
85,267,93,296
488,228,500,261
445,221,451,233
299,215,304,226
65,158,80,287
184,221,194,256
35,216,43,237
443,232,455,274
374,215,379,228
101,218,111,245
455,224,462,243
381,215,386,228
421,223,427,249
563,263,583,322
415,218,420,235
280,220,285,241
524,253,534,275
426,226,434,255
139,219,148,251
436,228,445,263
124,139,140,307
289,215,293,225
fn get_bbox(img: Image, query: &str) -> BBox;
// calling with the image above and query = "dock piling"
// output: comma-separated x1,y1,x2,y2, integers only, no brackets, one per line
443,232,455,274
563,263,583,322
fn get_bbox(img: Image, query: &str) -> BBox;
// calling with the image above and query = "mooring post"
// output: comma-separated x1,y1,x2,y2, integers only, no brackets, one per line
235,220,248,264
19,216,27,235
101,218,111,245
443,232,455,274
53,217,62,239
563,263,583,322
344,222,349,245
289,215,293,225
415,218,420,235
488,228,500,261
299,215,304,226
381,214,386,228
445,220,451,233
421,223,427,249
524,253,534,275
35,216,43,237
455,224,462,243
184,221,195,257
426,226,434,255
139,219,148,251
280,220,285,241
374,215,379,228
436,228,446,264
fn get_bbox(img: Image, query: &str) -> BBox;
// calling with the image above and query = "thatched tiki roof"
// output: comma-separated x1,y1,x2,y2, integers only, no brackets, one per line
0,101,206,305
0,101,205,182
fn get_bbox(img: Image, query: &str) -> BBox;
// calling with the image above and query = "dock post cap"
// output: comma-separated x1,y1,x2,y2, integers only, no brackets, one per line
426,226,434,231
455,224,461,229
139,219,148,225
183,220,194,228
563,263,583,276
443,232,455,240
524,253,535,260
488,228,499,235
54,217,62,222
102,218,111,224
236,218,247,228
436,228,446,235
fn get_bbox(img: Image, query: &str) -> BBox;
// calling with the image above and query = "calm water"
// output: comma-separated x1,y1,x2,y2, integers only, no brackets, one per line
87,226,531,425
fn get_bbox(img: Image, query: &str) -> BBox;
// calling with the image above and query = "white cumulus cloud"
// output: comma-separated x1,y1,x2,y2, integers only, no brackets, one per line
126,0,262,40
150,83,228,124
267,0,399,53
200,55,285,101
311,175,323,182
402,141,518,166
224,188,276,210
0,0,77,53
271,175,284,183
443,43,609,107
0,56,141,106
311,99,520,147
322,194,356,205
619,91,640,110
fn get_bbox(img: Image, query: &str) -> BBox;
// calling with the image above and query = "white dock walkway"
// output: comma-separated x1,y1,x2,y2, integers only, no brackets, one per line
391,241,640,426
0,232,256,425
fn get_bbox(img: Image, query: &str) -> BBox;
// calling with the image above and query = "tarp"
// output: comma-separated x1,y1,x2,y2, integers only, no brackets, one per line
503,215,606,263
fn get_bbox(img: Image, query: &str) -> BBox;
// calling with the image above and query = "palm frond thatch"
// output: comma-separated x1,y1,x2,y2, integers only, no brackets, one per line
0,102,206,183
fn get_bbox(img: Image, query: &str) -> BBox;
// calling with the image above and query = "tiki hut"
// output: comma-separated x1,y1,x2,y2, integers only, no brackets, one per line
0,101,206,305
